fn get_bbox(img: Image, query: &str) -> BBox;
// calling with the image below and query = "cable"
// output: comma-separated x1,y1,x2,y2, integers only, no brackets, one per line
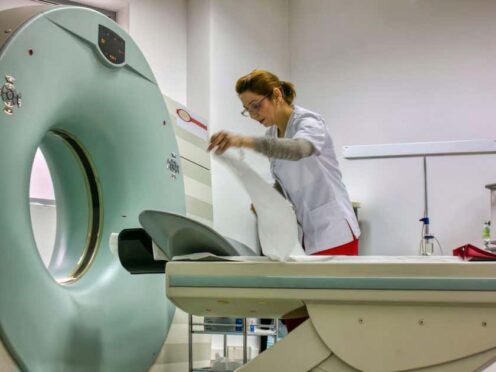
434,237,444,255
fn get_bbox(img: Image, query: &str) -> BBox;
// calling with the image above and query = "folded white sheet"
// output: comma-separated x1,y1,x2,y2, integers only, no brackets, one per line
216,151,305,261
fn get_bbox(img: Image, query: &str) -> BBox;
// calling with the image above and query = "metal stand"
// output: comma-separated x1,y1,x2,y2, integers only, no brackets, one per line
419,157,434,256
188,315,278,372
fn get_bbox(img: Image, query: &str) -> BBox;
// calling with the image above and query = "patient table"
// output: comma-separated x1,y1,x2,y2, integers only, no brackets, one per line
117,211,496,371
166,257,496,371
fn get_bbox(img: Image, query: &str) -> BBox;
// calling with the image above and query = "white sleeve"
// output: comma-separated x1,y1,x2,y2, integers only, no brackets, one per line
292,114,326,155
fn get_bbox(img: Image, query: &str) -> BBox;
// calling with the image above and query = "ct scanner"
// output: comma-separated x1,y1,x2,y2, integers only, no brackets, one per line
0,5,186,371
1,5,496,372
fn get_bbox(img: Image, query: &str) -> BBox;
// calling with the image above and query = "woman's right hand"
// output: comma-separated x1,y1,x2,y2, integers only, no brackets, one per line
208,131,254,155
208,131,242,154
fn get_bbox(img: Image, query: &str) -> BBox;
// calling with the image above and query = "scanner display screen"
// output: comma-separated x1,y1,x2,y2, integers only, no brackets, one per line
98,25,125,65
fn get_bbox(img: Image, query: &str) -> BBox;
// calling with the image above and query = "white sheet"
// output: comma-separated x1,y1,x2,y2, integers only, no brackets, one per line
216,151,305,261
172,253,463,263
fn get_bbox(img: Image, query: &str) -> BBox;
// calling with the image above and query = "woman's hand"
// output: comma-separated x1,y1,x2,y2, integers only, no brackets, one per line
207,131,254,154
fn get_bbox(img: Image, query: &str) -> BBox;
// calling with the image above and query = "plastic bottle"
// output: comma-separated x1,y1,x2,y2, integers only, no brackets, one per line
483,221,491,249
248,318,255,333
424,236,434,256
419,217,434,256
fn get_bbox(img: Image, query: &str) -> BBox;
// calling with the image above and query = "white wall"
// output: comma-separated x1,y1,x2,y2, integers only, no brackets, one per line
128,0,187,104
186,0,210,119
0,0,33,8
207,0,290,250
289,0,496,255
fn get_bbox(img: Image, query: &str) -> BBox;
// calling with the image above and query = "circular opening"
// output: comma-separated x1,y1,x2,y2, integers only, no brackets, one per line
30,148,56,268
29,130,102,284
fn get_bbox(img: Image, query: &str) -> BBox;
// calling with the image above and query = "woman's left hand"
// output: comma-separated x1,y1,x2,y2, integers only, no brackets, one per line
208,131,250,154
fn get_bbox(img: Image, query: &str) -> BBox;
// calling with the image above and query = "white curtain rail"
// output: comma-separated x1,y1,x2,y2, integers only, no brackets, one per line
343,139,496,159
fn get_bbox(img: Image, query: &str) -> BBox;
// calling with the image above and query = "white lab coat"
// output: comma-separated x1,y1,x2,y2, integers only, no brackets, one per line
267,105,360,254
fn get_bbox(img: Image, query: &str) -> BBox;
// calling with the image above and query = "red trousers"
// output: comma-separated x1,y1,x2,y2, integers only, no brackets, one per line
311,237,359,256
283,237,359,332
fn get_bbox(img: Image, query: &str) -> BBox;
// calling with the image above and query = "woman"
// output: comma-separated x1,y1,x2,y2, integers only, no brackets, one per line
208,69,360,256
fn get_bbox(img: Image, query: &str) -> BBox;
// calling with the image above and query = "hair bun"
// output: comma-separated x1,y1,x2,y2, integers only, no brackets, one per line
280,80,296,104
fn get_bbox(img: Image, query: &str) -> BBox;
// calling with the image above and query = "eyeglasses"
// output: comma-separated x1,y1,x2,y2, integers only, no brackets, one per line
241,94,270,117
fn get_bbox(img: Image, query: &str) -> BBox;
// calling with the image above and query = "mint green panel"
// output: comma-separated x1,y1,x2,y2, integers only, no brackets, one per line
0,6,185,371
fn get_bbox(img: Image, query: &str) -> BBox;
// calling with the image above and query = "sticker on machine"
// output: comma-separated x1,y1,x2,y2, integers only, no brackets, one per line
176,107,208,141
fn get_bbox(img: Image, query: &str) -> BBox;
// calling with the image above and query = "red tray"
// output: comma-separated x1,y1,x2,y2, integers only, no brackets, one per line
453,244,496,261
